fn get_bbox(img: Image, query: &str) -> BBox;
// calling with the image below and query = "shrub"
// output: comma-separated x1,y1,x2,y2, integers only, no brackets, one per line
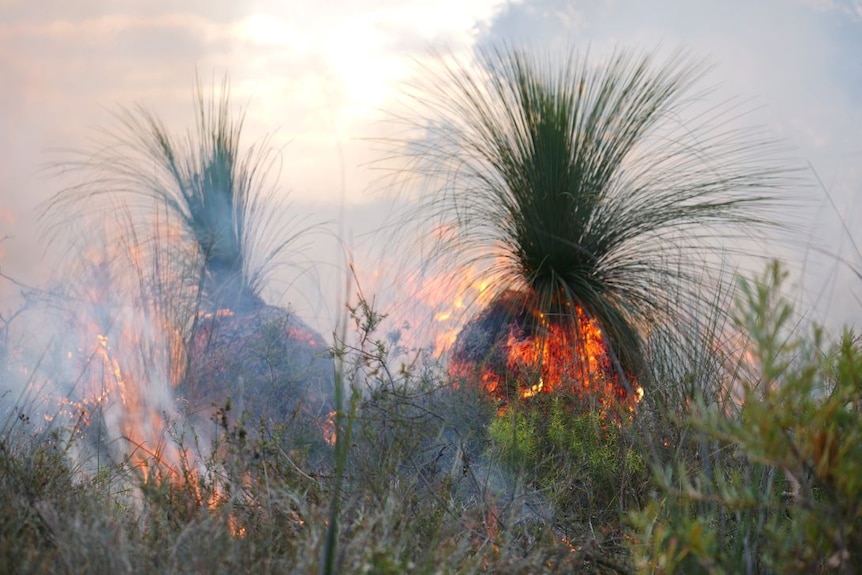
489,393,649,568
629,261,862,574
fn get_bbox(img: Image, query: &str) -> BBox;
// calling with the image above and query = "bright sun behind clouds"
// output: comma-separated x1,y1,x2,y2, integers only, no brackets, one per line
234,1,507,131
241,13,308,49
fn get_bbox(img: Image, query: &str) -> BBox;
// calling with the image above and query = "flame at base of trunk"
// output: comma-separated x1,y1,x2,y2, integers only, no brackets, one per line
448,291,643,413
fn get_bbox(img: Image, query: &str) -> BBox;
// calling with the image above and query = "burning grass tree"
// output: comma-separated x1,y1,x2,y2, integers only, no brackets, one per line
43,78,332,441
404,47,790,410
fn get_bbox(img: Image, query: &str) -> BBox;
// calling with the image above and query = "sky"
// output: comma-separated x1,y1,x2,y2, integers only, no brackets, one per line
1,0,861,344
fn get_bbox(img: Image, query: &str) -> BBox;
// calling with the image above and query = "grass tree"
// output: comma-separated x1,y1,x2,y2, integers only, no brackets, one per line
45,77,307,315
405,47,792,401
42,77,331,438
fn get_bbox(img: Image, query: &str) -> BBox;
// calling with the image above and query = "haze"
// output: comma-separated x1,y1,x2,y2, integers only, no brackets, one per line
1,0,860,342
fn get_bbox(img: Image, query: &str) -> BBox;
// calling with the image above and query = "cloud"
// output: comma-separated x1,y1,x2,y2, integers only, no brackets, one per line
3,0,859,334
798,0,862,18
0,0,510,326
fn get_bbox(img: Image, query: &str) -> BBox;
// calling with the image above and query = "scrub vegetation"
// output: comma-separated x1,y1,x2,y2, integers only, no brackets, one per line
0,47,857,575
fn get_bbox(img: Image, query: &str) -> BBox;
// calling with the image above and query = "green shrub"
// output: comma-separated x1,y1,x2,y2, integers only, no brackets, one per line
629,261,862,574
489,393,649,563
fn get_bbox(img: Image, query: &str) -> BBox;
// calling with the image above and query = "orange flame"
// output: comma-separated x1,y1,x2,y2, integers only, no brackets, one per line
201,309,235,320
321,410,337,446
450,299,643,415
407,263,500,356
92,330,251,538
34,223,268,538
91,331,184,483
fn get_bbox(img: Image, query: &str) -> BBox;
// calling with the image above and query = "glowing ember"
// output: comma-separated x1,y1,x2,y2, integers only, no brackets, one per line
321,410,337,446
201,309,235,320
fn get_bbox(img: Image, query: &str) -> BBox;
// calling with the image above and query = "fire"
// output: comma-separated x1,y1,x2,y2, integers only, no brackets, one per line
448,291,644,415
201,309,235,320
91,331,184,483
520,380,543,399
24,215,331,539
503,309,607,397
321,410,337,446
48,241,205,494
89,329,252,537
421,264,499,356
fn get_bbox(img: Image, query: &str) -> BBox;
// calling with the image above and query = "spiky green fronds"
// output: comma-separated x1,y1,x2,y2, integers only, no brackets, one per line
406,46,794,377
44,76,307,312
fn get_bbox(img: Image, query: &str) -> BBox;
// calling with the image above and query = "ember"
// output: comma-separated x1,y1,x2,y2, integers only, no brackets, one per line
321,410,337,446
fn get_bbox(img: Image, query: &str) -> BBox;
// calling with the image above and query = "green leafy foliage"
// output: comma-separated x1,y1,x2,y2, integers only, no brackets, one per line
490,394,649,563
629,262,862,574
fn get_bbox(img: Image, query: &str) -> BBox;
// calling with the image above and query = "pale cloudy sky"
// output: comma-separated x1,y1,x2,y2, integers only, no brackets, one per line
1,0,861,341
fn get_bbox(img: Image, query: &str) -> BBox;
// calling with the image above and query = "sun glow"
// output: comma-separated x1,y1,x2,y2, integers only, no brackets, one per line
241,14,306,48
